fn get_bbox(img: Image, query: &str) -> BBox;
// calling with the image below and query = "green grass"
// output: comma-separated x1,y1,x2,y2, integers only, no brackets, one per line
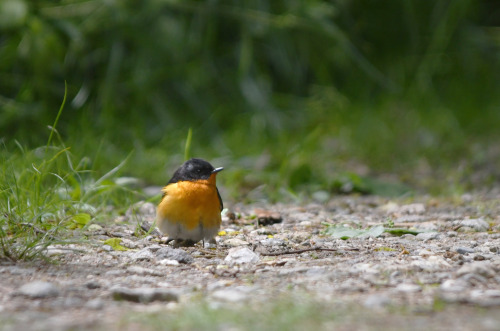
0,135,140,261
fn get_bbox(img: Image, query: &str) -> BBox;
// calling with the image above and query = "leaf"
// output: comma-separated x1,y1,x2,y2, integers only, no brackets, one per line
65,213,91,229
323,224,385,240
374,246,396,252
384,228,422,236
103,238,128,251
360,225,385,238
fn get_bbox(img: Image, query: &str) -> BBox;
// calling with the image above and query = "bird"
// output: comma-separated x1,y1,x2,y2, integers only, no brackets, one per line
157,158,224,247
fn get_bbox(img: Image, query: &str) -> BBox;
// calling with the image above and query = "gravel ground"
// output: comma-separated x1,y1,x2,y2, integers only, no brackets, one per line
1,193,500,330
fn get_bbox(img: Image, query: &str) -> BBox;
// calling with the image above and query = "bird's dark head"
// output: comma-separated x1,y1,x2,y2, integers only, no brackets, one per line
168,158,223,183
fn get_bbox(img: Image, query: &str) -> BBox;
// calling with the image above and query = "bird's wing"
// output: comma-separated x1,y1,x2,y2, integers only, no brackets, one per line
216,187,223,211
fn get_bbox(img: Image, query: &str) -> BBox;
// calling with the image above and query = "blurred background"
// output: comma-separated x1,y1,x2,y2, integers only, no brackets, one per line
1,0,500,201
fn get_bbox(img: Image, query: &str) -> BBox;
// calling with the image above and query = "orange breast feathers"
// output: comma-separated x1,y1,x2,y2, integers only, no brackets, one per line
157,175,222,231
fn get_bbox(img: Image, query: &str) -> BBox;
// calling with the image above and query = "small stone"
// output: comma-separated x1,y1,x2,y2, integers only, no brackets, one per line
4,266,36,276
395,283,422,293
291,212,315,223
453,219,490,232
411,256,452,272
255,228,276,235
127,266,163,277
363,293,392,308
87,224,103,232
260,238,286,247
130,248,155,261
418,249,433,256
17,281,60,299
111,287,178,303
105,270,126,277
457,261,495,278
415,232,440,241
45,247,71,256
155,247,193,264
85,281,101,289
157,259,180,266
455,247,475,255
211,289,249,303
120,238,139,249
224,238,250,247
224,247,259,265
440,279,468,292
100,243,113,251
85,298,105,310
415,222,438,231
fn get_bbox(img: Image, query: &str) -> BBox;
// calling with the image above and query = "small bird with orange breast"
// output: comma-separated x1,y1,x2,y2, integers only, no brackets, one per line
157,158,223,247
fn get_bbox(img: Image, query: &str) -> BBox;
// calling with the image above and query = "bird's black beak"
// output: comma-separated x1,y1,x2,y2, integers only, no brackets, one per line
212,167,224,174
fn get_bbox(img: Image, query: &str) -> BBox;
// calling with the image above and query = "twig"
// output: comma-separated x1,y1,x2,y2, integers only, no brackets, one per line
260,246,359,256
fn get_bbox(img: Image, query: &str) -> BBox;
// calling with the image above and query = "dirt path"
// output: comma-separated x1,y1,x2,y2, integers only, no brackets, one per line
1,194,500,330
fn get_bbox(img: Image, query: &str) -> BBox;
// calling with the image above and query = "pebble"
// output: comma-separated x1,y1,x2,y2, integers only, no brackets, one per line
105,270,126,277
440,279,468,292
291,213,315,223
224,247,259,265
415,222,438,231
456,261,496,278
469,289,500,307
85,298,105,310
2,266,36,276
453,219,490,232
211,289,249,303
415,232,440,241
111,287,178,303
260,238,286,247
395,283,422,293
455,247,475,255
411,256,451,272
129,248,155,261
155,247,194,264
127,266,163,277
224,238,250,247
102,245,113,252
157,259,180,266
45,246,72,257
85,281,101,289
87,224,103,231
17,281,60,299
363,293,392,308
121,238,140,249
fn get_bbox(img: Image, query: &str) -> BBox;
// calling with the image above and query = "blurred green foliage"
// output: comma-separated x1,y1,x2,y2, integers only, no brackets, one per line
1,0,500,198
